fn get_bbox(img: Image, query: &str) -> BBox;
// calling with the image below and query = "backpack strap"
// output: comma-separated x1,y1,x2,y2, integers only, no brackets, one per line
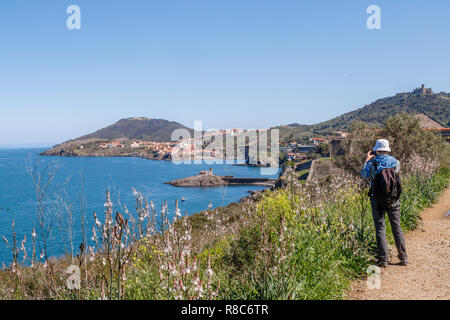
368,159,378,198
372,159,378,172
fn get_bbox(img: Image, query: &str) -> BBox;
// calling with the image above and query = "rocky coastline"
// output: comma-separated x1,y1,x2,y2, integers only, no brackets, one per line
165,173,276,187
40,139,172,161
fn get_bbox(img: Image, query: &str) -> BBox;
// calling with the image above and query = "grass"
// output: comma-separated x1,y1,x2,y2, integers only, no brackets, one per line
198,165,450,300
296,169,309,178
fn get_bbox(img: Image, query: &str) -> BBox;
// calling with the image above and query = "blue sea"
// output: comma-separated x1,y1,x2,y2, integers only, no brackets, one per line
0,148,279,265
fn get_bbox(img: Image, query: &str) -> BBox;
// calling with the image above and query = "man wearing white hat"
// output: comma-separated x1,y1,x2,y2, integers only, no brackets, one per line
361,139,408,268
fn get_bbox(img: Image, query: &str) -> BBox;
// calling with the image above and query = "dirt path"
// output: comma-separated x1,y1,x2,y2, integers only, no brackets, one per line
348,186,450,300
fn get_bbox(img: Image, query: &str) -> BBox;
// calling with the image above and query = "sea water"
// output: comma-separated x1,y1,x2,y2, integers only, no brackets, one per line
0,148,279,264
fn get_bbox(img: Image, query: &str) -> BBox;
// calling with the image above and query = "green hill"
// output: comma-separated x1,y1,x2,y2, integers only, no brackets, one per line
310,92,450,130
276,90,450,142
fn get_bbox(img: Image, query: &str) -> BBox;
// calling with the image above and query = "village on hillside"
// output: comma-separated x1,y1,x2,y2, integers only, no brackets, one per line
43,116,449,174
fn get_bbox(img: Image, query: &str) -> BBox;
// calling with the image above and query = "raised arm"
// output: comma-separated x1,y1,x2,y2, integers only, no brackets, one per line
361,151,375,179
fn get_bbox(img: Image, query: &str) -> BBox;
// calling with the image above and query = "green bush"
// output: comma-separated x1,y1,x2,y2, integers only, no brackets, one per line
335,113,450,175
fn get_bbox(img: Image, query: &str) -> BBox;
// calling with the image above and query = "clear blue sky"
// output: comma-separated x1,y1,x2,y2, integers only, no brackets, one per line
1,0,450,147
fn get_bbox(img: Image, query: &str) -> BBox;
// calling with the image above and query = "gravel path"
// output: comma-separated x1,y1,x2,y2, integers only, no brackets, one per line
347,186,450,300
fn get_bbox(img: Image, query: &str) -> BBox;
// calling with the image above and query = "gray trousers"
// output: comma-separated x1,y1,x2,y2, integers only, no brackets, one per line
370,196,408,263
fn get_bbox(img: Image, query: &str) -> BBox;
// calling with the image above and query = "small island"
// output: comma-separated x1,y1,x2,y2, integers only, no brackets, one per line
165,168,275,187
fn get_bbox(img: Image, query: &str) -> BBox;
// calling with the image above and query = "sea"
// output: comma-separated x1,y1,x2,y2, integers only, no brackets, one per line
0,148,279,265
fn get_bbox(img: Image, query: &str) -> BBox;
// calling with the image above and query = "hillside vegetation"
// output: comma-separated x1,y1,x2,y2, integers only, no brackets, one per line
74,117,194,142
48,89,450,147
277,91,450,142
312,92,450,129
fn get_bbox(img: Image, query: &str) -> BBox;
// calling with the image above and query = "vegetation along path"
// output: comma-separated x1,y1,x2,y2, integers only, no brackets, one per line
348,186,450,300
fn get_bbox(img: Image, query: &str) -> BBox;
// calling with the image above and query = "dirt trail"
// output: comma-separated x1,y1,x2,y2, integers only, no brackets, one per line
348,186,450,300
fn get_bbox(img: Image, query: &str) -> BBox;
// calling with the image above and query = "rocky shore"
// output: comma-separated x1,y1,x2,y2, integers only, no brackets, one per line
40,139,171,161
165,174,276,187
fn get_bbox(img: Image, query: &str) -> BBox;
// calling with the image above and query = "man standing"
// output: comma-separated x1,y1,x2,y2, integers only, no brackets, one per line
361,139,408,267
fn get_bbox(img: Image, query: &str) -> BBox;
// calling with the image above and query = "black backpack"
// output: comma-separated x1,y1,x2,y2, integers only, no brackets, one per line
371,161,402,208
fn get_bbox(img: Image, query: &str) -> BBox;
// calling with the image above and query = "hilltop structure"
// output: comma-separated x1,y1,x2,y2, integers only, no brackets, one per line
412,84,433,95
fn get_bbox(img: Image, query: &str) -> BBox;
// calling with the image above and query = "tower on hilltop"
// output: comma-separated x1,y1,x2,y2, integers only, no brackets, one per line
414,84,433,95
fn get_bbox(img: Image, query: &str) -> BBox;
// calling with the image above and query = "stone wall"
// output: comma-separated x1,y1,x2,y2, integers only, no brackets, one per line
307,158,345,181
330,139,345,157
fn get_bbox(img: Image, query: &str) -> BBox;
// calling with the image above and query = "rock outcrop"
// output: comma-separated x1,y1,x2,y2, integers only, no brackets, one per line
166,174,228,187
166,174,276,187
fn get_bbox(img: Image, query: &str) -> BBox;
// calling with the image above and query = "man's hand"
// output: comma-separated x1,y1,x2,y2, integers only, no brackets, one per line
365,150,375,163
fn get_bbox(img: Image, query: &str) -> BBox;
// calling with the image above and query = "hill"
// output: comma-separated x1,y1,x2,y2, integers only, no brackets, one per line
276,90,450,142
413,113,444,129
308,91,450,130
73,117,194,142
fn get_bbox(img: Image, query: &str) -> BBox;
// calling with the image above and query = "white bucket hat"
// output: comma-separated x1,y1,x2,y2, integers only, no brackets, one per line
373,139,391,152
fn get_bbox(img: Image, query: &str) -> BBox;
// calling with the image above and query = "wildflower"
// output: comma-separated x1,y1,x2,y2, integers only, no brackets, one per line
20,235,27,260
196,278,204,298
89,246,95,262
179,279,186,292
104,200,113,208
91,226,97,241
95,218,101,228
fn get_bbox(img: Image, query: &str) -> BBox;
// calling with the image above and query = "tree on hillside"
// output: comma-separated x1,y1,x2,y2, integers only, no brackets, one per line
316,143,330,157
334,113,450,176
307,150,321,160
383,113,449,166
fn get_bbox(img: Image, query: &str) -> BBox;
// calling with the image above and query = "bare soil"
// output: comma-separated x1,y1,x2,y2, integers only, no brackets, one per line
347,186,450,300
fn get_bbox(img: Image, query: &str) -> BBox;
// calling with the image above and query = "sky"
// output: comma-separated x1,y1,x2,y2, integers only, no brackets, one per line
1,0,450,147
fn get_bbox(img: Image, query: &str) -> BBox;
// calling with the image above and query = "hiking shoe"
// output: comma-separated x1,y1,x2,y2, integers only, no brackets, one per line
377,261,388,268
398,260,408,266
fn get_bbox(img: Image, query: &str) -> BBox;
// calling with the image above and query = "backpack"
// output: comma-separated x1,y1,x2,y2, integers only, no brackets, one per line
371,160,402,208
